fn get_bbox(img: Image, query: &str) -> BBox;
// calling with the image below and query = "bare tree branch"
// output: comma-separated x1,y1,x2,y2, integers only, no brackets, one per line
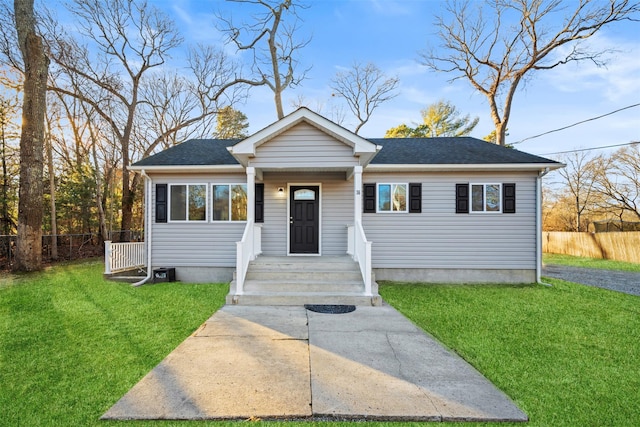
217,0,311,119
421,0,640,146
330,62,399,135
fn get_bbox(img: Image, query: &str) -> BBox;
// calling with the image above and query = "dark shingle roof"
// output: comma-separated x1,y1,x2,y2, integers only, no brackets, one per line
368,137,557,165
132,136,559,167
132,139,241,167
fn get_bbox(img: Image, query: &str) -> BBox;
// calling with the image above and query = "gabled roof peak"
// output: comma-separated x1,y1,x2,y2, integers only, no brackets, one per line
227,107,380,166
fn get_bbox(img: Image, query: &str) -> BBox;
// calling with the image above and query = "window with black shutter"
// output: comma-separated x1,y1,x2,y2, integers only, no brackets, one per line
155,184,167,223
409,183,422,213
455,183,469,213
503,183,516,213
363,183,376,213
255,183,264,223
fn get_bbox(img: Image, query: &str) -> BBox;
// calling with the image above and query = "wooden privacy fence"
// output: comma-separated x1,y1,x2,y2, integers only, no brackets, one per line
543,231,640,263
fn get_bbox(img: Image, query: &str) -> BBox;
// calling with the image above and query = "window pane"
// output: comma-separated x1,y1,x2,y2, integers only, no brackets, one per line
170,185,186,221
471,185,484,212
294,189,315,200
378,184,390,211
486,184,500,211
392,184,407,212
188,185,207,221
212,185,229,221
231,184,247,221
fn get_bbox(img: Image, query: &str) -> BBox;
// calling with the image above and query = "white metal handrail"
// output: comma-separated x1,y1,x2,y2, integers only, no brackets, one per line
352,221,372,296
235,221,262,294
105,241,146,274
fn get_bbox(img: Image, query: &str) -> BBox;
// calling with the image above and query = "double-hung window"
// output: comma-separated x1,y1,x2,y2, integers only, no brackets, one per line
456,182,515,214
363,182,421,214
377,183,407,213
212,184,247,221
471,183,501,213
169,184,207,221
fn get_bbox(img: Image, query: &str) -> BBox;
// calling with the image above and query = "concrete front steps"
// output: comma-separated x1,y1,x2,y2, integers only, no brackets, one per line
104,268,147,284
227,256,382,306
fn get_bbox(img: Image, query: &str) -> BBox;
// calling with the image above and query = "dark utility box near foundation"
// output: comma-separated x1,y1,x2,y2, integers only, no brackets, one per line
153,267,176,283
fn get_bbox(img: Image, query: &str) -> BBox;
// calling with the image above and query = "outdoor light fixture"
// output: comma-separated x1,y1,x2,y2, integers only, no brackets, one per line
278,187,284,194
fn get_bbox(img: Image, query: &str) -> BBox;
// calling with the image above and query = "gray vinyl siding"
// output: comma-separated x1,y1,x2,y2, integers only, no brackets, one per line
261,176,288,255
362,171,538,270
250,122,359,168
261,172,353,256
322,178,353,255
149,173,247,267
147,169,538,270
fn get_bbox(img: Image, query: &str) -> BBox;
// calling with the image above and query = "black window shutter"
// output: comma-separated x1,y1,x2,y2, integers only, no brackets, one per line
255,183,264,223
503,183,516,213
155,184,167,223
363,183,376,213
456,183,469,213
409,183,422,213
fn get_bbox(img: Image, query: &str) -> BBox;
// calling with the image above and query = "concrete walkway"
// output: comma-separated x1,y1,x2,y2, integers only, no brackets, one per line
102,304,527,422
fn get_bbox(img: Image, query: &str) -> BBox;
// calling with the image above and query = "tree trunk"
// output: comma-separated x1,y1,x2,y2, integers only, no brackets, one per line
47,135,57,260
495,122,508,147
14,0,50,271
1,110,9,237
92,145,108,242
119,171,133,242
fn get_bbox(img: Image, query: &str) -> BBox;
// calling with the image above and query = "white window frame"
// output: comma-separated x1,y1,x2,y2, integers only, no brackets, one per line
211,183,248,222
376,183,408,213
168,183,208,222
470,183,502,213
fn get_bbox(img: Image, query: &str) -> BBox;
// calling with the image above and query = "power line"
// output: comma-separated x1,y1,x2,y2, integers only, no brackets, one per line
537,140,639,157
511,103,640,146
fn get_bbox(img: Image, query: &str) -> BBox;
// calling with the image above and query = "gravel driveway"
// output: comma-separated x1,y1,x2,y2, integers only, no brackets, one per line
542,264,640,297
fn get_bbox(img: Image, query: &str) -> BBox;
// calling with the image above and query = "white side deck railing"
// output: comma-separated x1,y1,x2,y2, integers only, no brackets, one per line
235,221,262,294
348,222,372,296
104,241,146,274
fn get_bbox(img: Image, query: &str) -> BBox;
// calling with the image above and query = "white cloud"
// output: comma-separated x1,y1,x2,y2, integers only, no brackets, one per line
542,33,640,103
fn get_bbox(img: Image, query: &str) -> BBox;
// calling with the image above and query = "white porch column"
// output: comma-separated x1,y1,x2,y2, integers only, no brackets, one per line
353,166,363,225
246,167,255,222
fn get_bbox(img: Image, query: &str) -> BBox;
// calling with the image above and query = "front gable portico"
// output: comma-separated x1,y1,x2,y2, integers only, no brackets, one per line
228,107,381,171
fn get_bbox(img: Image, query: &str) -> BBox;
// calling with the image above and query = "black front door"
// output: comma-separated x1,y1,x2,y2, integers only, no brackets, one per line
290,186,319,254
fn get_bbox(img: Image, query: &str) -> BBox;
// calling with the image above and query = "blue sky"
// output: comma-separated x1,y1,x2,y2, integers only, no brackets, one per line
153,0,639,158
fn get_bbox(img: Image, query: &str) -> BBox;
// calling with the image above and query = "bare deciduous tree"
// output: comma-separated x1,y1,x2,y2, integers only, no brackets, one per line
421,0,640,146
13,0,49,271
217,0,311,119
556,151,600,231
0,92,20,238
45,0,244,241
594,143,640,221
330,62,399,135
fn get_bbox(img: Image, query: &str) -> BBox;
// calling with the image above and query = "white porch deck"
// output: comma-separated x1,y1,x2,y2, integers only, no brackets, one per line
227,255,381,306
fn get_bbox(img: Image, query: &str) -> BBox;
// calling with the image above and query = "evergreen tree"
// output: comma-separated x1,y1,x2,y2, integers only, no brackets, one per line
214,106,249,139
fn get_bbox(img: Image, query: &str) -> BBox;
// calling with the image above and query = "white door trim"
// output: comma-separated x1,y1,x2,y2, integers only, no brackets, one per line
287,182,322,256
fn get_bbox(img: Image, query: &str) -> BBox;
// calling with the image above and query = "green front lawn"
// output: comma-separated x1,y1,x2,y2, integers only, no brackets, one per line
544,252,640,272
380,280,640,426
1,260,638,426
0,260,228,426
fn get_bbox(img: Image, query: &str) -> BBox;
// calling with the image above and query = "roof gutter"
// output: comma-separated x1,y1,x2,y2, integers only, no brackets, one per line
365,163,564,172
128,164,244,173
132,169,153,287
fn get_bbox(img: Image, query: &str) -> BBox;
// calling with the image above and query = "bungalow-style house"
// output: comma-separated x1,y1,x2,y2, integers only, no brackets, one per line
107,108,562,306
